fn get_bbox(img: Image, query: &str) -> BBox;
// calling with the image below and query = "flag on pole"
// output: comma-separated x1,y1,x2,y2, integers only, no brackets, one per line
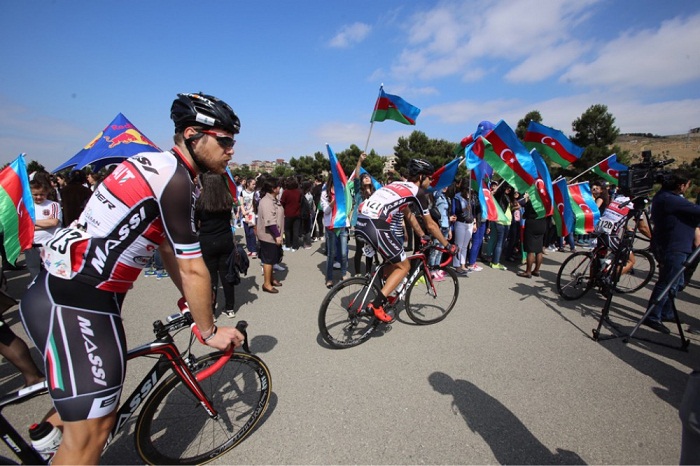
429,157,462,192
370,86,420,125
568,182,600,234
0,155,35,265
473,161,506,223
326,144,353,229
224,166,238,203
552,178,575,237
479,120,538,193
523,121,583,168
592,154,627,185
527,149,554,218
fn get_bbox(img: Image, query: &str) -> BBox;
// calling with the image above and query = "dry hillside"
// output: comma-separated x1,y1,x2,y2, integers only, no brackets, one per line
616,132,700,166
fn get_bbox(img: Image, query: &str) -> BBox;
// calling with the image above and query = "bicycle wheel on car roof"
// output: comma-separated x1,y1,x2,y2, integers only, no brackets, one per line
556,251,595,300
318,277,380,348
405,267,459,325
135,351,271,465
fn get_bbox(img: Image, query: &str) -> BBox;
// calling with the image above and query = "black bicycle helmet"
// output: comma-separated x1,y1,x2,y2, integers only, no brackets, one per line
170,92,240,135
407,158,435,178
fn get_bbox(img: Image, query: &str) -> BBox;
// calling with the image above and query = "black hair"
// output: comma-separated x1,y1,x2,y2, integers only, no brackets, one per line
196,173,233,213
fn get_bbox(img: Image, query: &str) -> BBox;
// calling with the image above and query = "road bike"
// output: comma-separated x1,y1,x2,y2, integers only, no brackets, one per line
556,233,655,300
318,243,458,348
0,301,271,465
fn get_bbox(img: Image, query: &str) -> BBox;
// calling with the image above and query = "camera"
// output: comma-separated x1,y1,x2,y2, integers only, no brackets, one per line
618,150,674,197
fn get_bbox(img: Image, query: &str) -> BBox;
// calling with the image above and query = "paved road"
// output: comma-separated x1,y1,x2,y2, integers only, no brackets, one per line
1,237,698,464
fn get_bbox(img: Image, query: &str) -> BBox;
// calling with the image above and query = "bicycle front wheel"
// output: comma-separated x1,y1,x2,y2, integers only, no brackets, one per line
318,277,380,348
556,251,595,300
405,267,459,324
135,352,271,465
614,249,655,294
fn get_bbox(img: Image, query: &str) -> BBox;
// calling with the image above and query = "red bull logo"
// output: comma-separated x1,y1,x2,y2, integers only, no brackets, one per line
104,129,157,149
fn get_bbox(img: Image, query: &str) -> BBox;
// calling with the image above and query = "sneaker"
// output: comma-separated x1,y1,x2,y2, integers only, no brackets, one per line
290,248,297,252
250,252,258,259
469,264,483,272
282,246,291,251
223,309,236,318
431,270,446,282
491,263,506,270
557,247,566,253
144,268,156,277
367,303,393,323
156,270,169,280
273,263,286,271
333,261,341,270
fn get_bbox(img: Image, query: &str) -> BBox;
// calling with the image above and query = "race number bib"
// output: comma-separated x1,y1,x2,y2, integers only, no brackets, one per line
362,244,376,258
596,219,615,235
41,227,92,279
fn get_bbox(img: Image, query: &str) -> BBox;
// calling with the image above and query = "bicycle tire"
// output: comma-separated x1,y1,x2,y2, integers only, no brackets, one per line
135,351,271,465
556,251,595,300
405,267,459,324
318,277,380,348
614,249,655,294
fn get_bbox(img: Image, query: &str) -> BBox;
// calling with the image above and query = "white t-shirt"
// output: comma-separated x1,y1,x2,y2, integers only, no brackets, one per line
33,199,62,245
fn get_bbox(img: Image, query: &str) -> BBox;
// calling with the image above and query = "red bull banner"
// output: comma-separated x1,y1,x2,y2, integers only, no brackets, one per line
53,113,160,172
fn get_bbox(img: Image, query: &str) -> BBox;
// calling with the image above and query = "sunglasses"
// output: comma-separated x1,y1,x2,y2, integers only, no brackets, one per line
200,130,236,149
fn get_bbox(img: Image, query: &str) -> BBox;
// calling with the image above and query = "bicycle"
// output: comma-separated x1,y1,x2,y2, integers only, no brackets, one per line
0,300,271,465
556,217,655,300
318,243,458,348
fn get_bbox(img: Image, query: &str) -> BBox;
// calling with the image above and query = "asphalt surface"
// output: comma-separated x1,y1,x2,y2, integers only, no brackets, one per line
1,236,698,465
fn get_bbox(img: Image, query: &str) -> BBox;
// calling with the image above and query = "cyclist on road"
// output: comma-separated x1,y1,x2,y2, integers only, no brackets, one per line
19,93,246,465
355,159,457,322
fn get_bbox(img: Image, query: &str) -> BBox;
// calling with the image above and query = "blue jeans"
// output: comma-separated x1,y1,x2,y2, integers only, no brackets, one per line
244,223,257,254
429,227,450,267
491,223,508,265
647,251,687,323
469,223,486,266
325,227,348,281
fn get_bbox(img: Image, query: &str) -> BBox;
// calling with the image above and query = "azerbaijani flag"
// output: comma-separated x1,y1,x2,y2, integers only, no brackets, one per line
326,144,353,229
592,154,627,186
523,121,583,168
0,154,35,265
479,120,538,194
527,149,554,218
224,166,238,203
370,86,420,125
473,161,506,223
568,182,600,234
429,157,462,192
552,178,575,237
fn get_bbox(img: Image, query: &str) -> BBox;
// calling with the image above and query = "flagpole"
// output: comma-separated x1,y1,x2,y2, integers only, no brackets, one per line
364,84,384,154
568,153,615,184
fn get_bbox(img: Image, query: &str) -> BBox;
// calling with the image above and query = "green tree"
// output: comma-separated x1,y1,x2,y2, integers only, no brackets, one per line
27,160,46,173
393,131,458,177
289,153,325,178
515,110,542,139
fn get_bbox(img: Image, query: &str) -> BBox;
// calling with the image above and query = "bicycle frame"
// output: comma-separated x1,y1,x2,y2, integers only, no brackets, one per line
0,314,236,464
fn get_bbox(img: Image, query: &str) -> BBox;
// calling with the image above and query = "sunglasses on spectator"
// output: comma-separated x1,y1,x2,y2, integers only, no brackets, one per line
200,130,236,149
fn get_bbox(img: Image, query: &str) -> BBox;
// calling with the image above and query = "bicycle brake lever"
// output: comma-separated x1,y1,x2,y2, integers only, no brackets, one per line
235,320,250,352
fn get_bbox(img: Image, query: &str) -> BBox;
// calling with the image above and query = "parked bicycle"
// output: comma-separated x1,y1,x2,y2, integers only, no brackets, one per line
0,300,271,465
318,243,458,348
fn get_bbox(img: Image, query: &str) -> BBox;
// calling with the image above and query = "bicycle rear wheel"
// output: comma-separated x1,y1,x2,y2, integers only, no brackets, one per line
614,249,655,294
556,251,595,300
135,352,271,465
318,277,380,348
405,267,459,324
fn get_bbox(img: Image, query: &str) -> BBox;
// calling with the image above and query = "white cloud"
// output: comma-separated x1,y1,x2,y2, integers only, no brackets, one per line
314,121,413,155
561,13,700,89
328,22,371,48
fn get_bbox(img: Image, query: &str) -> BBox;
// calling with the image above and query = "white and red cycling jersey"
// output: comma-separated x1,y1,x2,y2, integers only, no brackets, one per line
358,181,430,223
595,196,631,239
49,148,201,293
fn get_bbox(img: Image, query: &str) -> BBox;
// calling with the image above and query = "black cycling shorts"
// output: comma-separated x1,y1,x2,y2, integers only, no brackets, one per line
355,216,406,264
20,271,127,422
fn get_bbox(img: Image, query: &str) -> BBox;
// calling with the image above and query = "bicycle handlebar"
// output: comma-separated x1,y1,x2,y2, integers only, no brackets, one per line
416,242,454,268
175,297,249,382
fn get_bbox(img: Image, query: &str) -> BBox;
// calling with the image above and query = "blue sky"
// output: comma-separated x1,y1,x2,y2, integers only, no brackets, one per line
2,0,699,171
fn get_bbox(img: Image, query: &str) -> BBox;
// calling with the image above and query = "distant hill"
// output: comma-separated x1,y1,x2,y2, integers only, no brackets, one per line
616,132,700,166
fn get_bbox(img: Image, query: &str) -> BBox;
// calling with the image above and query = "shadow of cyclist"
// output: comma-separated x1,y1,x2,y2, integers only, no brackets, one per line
429,371,585,465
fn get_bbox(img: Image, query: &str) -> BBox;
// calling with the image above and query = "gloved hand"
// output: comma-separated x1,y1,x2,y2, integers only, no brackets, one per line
447,244,458,256
420,235,432,247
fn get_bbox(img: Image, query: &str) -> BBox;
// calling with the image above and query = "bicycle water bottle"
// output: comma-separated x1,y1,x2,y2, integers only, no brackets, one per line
28,421,62,461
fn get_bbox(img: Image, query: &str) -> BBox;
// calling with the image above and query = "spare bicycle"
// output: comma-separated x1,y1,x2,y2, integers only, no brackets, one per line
0,302,271,465
318,243,458,348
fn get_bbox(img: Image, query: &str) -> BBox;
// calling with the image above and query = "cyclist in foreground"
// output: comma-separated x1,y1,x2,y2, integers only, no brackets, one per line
19,93,245,464
355,159,457,323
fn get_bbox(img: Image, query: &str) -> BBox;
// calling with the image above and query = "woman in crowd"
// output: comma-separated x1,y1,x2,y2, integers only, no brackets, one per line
321,174,349,288
240,178,258,258
451,179,476,275
350,153,376,277
256,176,285,293
60,169,93,226
517,193,547,278
280,176,302,251
300,180,315,249
196,173,236,319
87,171,102,191
489,183,514,270
429,185,453,280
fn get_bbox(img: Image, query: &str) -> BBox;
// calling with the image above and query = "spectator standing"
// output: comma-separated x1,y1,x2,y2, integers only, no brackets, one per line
196,173,236,319
311,176,324,241
350,153,376,276
517,194,547,278
280,176,302,251
452,180,476,275
60,170,92,226
240,178,258,258
26,179,62,280
300,180,315,249
429,186,452,279
321,174,349,288
256,177,285,293
490,183,514,270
